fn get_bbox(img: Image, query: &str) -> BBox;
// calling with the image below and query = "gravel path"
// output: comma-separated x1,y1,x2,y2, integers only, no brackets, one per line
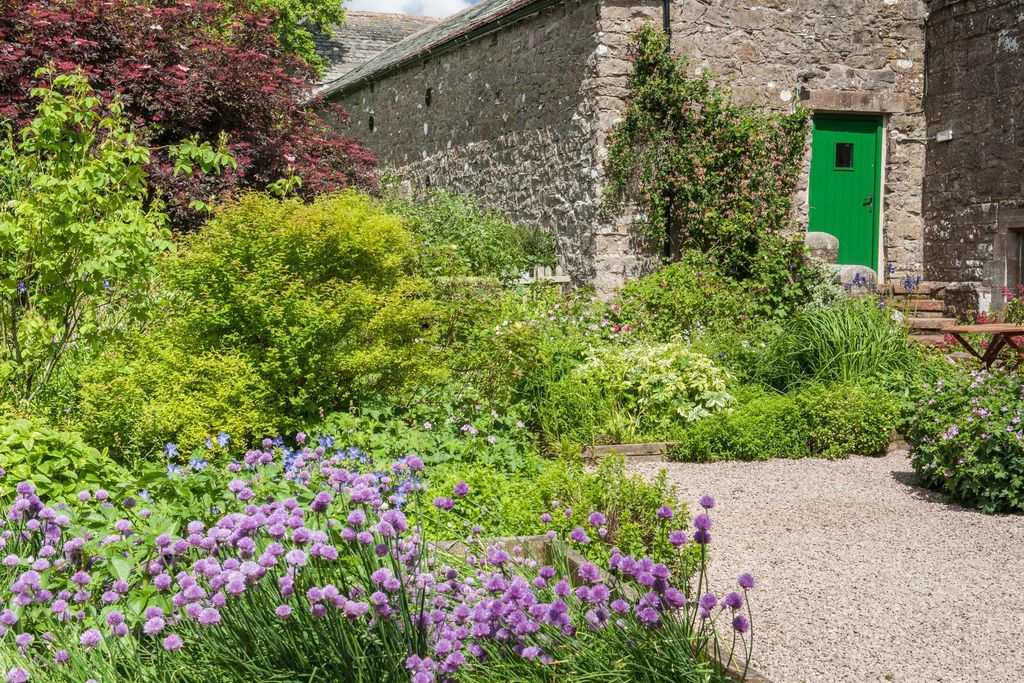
629,450,1024,683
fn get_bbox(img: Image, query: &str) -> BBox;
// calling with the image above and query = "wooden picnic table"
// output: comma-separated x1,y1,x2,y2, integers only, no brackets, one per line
942,323,1024,370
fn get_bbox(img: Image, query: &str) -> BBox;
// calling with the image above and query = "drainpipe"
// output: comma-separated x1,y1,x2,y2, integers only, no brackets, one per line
662,0,672,257
662,0,671,41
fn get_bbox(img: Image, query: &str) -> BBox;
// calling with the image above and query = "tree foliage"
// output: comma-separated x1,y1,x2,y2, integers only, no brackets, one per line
0,72,172,404
604,26,809,278
0,0,377,231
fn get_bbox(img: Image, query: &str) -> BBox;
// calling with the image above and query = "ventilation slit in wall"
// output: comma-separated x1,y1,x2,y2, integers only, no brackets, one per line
426,87,433,107
368,115,375,132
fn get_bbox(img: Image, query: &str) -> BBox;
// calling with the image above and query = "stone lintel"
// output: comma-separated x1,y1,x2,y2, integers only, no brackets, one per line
799,89,912,114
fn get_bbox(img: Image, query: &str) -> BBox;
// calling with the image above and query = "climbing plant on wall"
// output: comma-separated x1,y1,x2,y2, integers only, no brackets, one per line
604,26,809,279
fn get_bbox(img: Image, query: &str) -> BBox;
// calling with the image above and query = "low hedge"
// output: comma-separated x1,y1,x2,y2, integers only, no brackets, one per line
670,382,899,462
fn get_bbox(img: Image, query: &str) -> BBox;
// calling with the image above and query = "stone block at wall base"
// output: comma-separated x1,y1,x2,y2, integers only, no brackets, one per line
805,231,839,263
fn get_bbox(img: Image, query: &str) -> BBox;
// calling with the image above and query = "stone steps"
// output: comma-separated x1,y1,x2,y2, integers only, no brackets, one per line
908,316,957,333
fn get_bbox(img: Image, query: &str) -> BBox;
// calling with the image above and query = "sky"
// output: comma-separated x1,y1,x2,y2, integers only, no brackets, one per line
346,0,475,18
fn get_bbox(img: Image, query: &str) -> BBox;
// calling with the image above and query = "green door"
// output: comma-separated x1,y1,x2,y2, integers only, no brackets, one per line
808,114,882,271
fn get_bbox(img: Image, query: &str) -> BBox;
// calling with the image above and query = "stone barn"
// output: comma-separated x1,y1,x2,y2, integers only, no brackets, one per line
315,0,1023,312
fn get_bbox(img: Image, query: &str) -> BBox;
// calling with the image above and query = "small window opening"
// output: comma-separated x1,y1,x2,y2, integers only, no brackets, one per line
835,143,854,169
425,88,433,107
424,175,432,189
368,115,375,132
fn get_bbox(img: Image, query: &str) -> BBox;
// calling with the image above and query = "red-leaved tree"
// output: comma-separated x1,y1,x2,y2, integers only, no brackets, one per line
0,0,377,230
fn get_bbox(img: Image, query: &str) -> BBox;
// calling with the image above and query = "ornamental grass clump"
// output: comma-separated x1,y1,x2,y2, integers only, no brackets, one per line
0,437,755,682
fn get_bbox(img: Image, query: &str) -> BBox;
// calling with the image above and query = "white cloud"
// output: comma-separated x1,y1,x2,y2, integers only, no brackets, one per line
346,0,473,18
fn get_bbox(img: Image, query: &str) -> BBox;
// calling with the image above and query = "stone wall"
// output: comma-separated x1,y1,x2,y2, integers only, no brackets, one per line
595,0,928,282
332,1,607,284
923,0,1024,313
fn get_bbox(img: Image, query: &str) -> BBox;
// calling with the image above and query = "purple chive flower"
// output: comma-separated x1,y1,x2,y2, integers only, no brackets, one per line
275,604,292,620
656,505,673,520
737,572,756,590
668,530,688,547
432,497,454,511
198,608,221,626
406,455,424,471
163,634,184,651
588,512,606,527
6,669,29,683
540,513,551,524
79,628,102,648
568,527,590,544
733,614,750,633
698,593,718,612
699,494,716,509
285,550,307,567
453,481,469,497
722,592,744,610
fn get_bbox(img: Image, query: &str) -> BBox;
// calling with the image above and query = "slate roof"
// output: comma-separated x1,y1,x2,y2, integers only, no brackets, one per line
313,11,441,86
315,0,558,99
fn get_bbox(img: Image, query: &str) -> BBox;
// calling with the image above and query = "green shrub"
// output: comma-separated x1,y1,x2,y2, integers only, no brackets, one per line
167,192,439,411
612,252,755,340
0,417,127,502
904,368,1024,513
672,383,898,462
78,192,442,459
540,342,733,445
756,297,925,389
386,189,555,284
0,73,172,406
76,337,277,465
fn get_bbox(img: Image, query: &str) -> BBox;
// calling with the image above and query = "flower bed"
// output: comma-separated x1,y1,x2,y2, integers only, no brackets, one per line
0,439,758,682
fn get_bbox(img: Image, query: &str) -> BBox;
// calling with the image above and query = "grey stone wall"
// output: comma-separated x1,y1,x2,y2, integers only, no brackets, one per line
594,0,927,283
923,0,1024,313
330,0,927,292
333,1,607,284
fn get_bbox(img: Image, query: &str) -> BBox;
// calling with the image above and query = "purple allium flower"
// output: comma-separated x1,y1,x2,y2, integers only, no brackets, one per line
668,530,688,547
699,494,716,509
285,550,307,567
540,513,551,524
144,616,166,636
275,604,292,620
77,491,90,502
568,527,590,544
406,455,424,471
656,505,673,520
588,512,606,527
732,614,750,633
698,593,718,612
693,513,712,531
722,592,744,610
163,634,183,651
737,572,756,590
94,488,108,501
521,646,541,660
79,628,102,648
54,650,69,664
432,497,454,511
6,668,28,683
198,608,221,626
453,481,469,497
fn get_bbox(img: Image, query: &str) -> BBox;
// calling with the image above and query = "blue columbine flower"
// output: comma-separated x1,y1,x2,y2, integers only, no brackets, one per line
164,443,178,459
216,432,230,448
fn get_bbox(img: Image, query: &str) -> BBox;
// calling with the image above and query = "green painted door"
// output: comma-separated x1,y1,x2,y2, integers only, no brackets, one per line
808,114,882,271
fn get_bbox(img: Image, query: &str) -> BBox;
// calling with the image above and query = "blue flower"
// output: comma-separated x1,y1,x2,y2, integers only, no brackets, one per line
204,438,214,449
163,443,178,459
188,458,208,471
216,432,230,447
165,464,183,476
271,435,284,447
138,490,150,501
317,434,335,448
16,282,27,296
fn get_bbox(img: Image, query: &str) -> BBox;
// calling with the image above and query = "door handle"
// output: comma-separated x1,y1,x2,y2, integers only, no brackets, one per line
862,195,874,207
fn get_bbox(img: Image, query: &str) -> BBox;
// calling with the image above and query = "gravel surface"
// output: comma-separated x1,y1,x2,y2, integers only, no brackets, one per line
629,450,1024,683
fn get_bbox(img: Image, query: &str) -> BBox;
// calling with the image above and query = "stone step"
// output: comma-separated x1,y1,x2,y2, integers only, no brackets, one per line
894,299,944,313
909,317,957,332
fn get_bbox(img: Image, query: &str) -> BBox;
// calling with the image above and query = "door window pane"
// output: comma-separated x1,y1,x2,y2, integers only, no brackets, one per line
835,143,854,169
